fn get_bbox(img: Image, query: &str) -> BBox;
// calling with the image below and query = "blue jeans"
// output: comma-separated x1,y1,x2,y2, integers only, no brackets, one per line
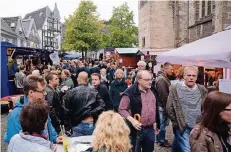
171,127,192,152
156,106,169,144
131,128,155,152
72,121,94,137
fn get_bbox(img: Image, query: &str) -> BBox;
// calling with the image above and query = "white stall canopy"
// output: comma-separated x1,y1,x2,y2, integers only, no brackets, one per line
157,28,231,68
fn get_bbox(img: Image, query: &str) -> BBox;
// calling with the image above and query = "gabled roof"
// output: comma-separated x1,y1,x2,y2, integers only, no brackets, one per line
115,48,139,54
1,18,17,37
24,6,52,30
22,19,33,37
2,16,20,32
2,16,27,39
21,18,40,43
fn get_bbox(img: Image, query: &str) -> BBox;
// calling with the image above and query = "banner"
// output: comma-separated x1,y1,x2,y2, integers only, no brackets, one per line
49,51,60,64
219,79,231,94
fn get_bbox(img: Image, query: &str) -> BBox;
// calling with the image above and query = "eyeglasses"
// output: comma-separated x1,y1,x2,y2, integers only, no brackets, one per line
35,89,46,95
141,78,153,82
224,109,231,111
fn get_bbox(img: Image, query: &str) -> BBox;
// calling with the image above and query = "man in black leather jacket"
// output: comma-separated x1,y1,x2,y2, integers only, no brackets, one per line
64,71,105,137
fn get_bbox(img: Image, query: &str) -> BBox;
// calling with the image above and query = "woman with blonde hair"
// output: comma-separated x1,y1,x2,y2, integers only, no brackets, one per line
92,111,132,152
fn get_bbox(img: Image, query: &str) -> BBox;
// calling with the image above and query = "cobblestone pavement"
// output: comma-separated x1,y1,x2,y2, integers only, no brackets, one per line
1,108,174,152
154,124,174,152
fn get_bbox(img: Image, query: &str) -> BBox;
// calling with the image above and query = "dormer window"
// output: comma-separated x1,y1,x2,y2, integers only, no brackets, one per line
28,16,31,19
10,23,15,28
39,12,43,16
19,27,22,34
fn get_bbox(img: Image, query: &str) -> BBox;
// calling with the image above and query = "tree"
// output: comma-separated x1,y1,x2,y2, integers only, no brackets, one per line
107,2,138,48
62,0,104,58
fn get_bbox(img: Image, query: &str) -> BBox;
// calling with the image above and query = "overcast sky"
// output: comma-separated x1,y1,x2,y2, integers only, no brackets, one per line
0,0,138,25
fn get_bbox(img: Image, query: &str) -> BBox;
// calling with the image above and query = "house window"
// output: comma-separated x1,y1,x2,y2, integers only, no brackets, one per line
195,1,200,20
202,1,206,17
142,37,145,48
207,0,212,15
10,23,15,28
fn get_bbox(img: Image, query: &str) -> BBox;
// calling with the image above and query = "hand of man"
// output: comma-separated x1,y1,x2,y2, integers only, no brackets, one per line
56,136,63,144
132,119,142,131
153,123,160,135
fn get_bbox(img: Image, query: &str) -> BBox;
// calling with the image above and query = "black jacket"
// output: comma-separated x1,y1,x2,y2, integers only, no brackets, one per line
90,66,100,75
110,79,127,111
96,85,113,111
45,86,64,132
64,85,105,127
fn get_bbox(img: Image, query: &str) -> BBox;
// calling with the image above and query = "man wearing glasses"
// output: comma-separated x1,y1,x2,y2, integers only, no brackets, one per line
119,70,160,152
4,75,62,144
166,66,207,152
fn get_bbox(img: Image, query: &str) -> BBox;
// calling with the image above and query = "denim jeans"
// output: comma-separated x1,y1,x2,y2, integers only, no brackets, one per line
171,127,192,152
72,121,94,137
156,106,169,144
131,128,155,152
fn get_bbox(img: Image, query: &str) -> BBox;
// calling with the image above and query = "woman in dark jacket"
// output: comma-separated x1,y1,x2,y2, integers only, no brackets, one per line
190,91,231,152
110,69,127,112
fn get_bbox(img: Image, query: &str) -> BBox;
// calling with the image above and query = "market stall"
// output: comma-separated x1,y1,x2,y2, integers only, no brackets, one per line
156,28,231,79
1,41,53,97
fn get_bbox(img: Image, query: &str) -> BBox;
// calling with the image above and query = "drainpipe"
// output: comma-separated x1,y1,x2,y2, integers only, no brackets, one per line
187,0,189,43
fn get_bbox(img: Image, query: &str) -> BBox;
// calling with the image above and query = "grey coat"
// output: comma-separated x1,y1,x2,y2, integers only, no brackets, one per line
166,84,207,132
8,132,53,152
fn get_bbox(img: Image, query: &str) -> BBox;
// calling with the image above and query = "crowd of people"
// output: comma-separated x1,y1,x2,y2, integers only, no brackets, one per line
4,58,231,152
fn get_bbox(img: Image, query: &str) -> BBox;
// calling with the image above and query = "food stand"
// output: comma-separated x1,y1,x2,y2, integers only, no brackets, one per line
1,41,53,98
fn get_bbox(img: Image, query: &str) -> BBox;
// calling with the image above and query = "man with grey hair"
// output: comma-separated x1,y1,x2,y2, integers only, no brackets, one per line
137,60,147,70
132,60,147,84
155,62,173,147
119,70,160,152
166,66,207,152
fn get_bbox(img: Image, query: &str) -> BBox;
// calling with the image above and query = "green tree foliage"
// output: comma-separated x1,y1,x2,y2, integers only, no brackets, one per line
107,2,138,48
62,0,103,57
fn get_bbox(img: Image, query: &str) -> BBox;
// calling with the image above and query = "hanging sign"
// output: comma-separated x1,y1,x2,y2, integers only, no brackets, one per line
7,48,16,56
